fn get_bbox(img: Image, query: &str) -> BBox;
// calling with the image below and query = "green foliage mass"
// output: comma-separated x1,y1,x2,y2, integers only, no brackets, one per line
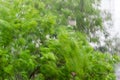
0,0,119,80
41,0,103,37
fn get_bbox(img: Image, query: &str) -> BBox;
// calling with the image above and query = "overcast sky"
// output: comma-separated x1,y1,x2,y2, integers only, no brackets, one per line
101,0,120,37
114,0,120,31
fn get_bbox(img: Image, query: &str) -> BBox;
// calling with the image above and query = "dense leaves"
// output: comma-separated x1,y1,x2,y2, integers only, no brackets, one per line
0,0,119,80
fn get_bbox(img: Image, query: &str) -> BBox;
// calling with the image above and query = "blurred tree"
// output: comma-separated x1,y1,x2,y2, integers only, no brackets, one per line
40,0,110,44
0,0,118,80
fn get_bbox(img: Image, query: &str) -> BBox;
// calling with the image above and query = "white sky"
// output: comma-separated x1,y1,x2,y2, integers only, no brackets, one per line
114,0,120,31
90,0,120,47
101,0,120,37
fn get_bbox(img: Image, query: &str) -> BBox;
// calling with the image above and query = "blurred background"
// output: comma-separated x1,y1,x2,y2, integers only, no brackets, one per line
101,0,120,36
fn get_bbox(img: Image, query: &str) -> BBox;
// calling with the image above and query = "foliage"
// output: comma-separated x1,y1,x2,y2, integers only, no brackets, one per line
40,0,104,42
0,0,119,80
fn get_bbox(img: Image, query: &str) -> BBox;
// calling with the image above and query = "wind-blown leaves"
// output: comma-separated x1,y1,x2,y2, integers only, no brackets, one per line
0,0,119,80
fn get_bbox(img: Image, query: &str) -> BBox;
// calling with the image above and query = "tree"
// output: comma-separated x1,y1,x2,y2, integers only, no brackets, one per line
41,0,113,48
0,0,119,80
